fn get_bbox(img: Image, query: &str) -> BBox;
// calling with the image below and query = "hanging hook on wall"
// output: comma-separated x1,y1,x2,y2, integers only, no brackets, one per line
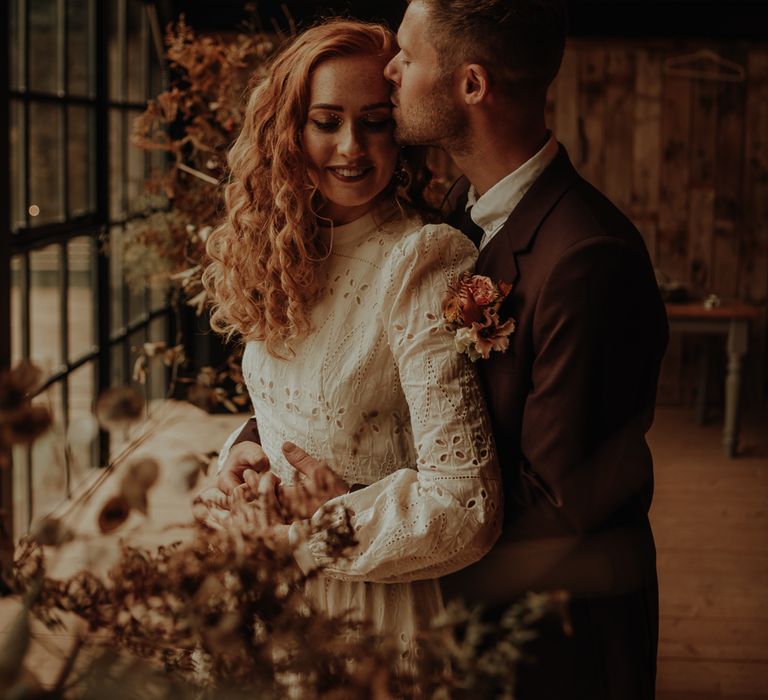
663,48,746,83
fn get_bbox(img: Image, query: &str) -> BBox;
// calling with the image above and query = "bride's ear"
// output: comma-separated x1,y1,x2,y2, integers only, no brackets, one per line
460,63,490,105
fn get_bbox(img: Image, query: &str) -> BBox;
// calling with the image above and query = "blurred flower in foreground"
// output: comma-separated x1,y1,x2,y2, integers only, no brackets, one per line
119,457,160,514
98,495,132,534
94,386,145,434
0,362,52,453
30,516,74,547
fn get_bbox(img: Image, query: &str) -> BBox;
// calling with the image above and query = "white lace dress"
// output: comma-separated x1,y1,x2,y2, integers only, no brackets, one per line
219,202,502,649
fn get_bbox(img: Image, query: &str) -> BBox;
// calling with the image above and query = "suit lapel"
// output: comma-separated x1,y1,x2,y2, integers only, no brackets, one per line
475,145,580,285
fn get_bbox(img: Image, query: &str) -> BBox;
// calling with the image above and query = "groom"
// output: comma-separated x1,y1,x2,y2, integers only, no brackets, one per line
382,3,667,699
220,1,668,698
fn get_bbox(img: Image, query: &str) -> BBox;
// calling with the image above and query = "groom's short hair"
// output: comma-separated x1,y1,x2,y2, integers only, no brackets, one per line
416,0,568,99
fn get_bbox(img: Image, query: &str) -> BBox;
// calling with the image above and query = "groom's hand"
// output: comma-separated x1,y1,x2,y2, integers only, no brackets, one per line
217,441,270,495
280,441,348,516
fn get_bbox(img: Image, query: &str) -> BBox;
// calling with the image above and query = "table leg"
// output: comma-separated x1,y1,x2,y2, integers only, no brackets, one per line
696,337,711,425
723,320,749,457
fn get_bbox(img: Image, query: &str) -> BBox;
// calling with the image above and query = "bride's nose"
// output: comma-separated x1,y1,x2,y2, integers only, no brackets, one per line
336,122,365,159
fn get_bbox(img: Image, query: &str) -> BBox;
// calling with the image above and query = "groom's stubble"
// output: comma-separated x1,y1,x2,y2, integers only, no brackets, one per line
392,68,471,154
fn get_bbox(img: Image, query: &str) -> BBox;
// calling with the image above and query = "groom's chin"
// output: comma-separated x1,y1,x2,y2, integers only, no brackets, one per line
391,122,418,147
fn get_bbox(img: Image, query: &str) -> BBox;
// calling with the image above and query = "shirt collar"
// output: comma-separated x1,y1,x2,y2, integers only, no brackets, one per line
465,133,559,236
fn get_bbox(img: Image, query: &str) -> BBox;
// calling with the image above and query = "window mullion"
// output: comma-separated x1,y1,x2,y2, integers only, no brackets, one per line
95,0,111,466
22,0,29,228
21,252,31,360
58,0,66,94
60,0,69,220
60,242,71,496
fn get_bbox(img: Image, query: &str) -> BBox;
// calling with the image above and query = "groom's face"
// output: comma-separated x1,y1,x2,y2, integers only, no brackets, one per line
384,1,467,149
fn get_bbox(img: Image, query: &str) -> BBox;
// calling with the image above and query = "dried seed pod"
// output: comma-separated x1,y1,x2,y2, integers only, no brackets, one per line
94,386,145,433
30,516,74,547
1,404,52,446
98,495,131,534
178,453,208,491
124,458,160,489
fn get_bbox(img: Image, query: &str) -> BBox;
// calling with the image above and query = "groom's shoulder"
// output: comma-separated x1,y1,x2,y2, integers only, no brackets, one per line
551,179,647,252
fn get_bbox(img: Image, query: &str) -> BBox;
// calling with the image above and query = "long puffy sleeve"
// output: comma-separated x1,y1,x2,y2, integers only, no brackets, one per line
298,224,503,583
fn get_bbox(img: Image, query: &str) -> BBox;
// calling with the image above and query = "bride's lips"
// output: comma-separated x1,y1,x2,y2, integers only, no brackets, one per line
326,165,374,183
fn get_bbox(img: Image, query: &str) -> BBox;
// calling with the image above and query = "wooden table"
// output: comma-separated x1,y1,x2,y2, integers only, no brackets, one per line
665,302,762,457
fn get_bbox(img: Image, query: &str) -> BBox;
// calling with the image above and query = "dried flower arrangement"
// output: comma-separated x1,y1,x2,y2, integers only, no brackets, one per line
0,366,569,698
119,15,285,413
126,10,284,300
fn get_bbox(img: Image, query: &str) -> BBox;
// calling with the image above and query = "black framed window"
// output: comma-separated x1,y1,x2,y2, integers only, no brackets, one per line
3,0,171,538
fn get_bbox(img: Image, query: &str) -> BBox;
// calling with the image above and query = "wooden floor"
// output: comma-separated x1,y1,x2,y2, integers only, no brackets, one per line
1,402,767,697
651,406,768,700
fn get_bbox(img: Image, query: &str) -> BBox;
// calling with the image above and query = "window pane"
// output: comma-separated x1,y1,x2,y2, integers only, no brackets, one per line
68,237,95,362
29,0,61,94
126,1,147,103
109,225,125,333
112,342,126,388
68,105,96,216
149,25,164,99
147,315,169,400
29,245,64,376
109,109,125,219
67,0,95,96
128,282,148,324
10,255,24,366
69,362,97,474
31,381,67,524
10,0,23,90
127,110,147,213
29,102,64,225
149,277,169,311
10,100,25,230
108,0,125,101
12,444,31,536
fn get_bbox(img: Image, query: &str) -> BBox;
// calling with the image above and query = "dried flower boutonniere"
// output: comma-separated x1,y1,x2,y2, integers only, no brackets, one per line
443,273,516,361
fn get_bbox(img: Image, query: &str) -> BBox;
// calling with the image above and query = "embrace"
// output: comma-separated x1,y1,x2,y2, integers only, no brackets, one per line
200,1,668,698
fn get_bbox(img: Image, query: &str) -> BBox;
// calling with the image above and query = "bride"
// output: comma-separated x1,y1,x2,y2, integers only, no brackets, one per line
203,19,501,650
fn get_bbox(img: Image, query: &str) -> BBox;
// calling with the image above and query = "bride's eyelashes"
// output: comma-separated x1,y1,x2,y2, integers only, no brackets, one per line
309,115,393,132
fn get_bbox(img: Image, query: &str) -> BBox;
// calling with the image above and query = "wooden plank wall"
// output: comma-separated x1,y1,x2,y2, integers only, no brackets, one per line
547,40,768,406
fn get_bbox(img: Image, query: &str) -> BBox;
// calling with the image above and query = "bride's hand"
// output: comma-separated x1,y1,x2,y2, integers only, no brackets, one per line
217,441,270,494
192,486,231,529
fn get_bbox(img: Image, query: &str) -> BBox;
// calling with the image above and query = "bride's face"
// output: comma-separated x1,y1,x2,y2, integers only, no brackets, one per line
302,53,399,225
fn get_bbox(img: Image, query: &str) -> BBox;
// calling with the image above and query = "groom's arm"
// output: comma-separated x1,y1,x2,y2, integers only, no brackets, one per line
231,416,260,446
519,237,667,534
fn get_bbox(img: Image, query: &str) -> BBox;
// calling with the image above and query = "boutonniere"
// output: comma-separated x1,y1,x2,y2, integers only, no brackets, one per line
443,273,516,361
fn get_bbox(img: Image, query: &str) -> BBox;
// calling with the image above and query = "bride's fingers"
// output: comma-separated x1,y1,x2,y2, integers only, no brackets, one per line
257,472,282,527
231,482,253,507
243,468,263,495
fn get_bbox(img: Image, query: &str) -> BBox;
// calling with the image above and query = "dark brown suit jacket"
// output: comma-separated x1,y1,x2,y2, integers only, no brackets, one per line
441,145,668,700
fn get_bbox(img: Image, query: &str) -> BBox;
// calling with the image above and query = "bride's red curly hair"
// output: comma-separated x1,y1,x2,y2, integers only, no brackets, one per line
204,19,431,357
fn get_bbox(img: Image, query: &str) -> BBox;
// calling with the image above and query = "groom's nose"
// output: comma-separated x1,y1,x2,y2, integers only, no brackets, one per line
383,53,401,86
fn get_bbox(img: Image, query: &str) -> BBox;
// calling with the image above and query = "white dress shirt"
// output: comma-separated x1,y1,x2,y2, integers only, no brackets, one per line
466,133,559,251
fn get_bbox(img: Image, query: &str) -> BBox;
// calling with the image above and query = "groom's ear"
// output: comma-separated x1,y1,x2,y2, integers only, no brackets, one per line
461,63,490,105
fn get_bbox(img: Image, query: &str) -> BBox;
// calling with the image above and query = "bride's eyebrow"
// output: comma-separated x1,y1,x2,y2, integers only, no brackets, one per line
309,102,392,111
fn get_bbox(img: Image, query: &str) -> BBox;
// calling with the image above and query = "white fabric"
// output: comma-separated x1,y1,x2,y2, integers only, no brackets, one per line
466,133,559,251
220,201,502,641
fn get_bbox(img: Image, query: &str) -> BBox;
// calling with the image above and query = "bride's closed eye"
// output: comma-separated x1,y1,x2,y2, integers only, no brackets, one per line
360,116,392,131
311,116,343,131
309,115,392,133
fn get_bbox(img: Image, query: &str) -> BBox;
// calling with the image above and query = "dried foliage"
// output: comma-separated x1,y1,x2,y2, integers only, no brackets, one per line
126,17,281,302
1,381,568,699
0,362,52,459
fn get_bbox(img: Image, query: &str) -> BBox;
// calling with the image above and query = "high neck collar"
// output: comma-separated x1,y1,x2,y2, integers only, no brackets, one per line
318,199,401,251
